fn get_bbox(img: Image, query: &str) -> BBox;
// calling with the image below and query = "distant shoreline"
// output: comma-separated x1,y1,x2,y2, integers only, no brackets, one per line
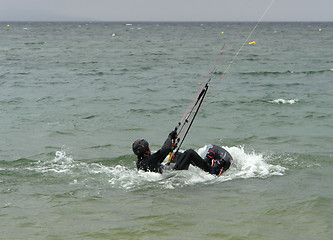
1,20,332,23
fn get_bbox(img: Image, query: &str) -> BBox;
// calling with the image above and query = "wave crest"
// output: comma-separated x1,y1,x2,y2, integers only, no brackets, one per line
269,98,299,104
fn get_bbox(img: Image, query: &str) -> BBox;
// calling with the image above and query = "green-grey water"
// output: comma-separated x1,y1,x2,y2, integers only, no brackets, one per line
0,22,332,239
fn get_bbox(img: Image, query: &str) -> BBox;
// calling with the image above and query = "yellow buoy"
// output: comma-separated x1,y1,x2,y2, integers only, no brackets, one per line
249,41,256,45
6,24,10,28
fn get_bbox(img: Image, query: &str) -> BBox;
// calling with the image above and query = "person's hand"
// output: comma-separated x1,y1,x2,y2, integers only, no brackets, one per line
169,130,178,140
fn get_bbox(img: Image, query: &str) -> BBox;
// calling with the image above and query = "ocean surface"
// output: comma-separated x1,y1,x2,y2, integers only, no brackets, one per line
0,21,332,239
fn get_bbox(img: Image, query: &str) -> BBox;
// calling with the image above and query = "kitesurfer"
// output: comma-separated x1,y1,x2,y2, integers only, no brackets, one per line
132,132,232,176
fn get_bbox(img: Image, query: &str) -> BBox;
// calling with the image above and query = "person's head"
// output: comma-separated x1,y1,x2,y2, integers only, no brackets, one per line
132,139,151,157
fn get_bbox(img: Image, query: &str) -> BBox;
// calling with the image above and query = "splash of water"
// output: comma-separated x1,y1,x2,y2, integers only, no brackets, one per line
29,146,286,190
224,146,286,179
269,98,299,104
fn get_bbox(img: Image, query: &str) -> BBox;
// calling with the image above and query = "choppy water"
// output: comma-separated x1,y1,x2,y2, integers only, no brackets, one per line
0,22,332,239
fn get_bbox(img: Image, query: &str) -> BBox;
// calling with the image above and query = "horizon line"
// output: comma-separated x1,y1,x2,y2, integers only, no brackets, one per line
1,20,332,23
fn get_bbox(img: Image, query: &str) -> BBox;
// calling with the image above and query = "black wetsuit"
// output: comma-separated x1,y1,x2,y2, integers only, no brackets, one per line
136,135,173,173
173,149,211,172
173,145,233,175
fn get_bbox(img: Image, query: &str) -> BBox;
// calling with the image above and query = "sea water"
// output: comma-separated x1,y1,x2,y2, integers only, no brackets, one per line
0,22,332,239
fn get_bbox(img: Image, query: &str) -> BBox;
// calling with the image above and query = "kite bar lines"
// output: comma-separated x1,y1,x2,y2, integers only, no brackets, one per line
167,0,275,163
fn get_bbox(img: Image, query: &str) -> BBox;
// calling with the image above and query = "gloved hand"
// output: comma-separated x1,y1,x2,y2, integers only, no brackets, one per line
169,130,178,140
211,159,224,168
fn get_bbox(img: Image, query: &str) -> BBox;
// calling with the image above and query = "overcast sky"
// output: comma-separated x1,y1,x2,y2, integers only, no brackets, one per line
0,0,332,22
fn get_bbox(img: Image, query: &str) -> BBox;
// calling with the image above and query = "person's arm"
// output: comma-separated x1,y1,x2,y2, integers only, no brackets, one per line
158,131,177,163
148,131,177,166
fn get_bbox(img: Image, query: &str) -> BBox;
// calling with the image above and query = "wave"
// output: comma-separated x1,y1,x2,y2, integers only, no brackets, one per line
76,71,105,76
1,146,286,191
239,69,332,76
269,98,299,104
24,42,46,45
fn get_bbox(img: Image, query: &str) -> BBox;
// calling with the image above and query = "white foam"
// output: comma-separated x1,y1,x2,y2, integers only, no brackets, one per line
223,146,286,179
30,150,75,173
107,145,286,189
270,98,299,104
53,150,73,164
108,166,163,189
29,147,286,190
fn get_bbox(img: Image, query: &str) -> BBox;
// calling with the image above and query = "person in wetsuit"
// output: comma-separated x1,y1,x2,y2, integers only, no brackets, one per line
132,131,178,173
132,132,232,176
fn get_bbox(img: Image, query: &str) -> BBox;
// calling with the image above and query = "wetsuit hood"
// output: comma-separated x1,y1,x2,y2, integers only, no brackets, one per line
132,139,151,157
